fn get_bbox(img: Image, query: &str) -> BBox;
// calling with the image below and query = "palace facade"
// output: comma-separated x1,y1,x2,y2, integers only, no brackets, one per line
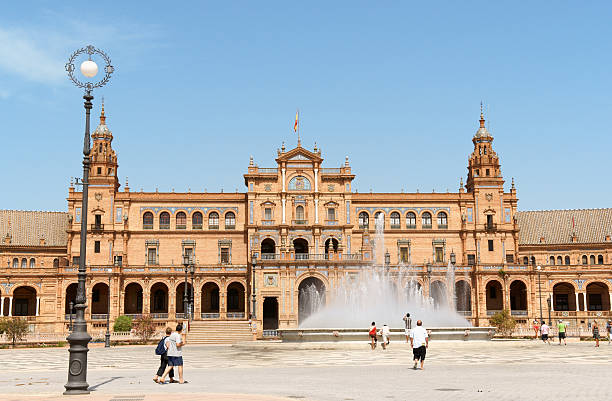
1,107,611,339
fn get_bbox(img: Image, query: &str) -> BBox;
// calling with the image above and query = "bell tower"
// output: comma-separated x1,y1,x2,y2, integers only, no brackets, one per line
465,105,503,192
89,101,119,191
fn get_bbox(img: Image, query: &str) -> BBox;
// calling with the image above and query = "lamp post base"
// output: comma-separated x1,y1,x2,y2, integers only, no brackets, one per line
64,323,91,395
105,333,111,348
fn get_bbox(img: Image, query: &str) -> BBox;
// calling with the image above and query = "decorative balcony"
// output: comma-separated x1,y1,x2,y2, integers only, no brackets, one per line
90,224,104,232
227,312,245,319
359,224,369,230
293,220,308,225
406,224,416,229
225,225,236,230
486,310,502,316
261,253,278,260
209,225,219,230
176,224,186,230
485,223,497,232
390,224,401,229
201,313,220,319
160,223,170,230
124,314,142,319
192,224,203,229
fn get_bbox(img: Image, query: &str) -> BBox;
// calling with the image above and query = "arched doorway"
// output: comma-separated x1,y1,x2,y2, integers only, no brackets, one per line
293,238,309,259
324,238,339,256
201,282,220,317
176,282,193,315
65,283,78,315
261,238,276,258
263,297,279,330
227,282,245,316
124,283,143,315
430,281,447,309
509,281,528,314
486,280,503,312
13,286,37,316
91,282,110,315
298,277,326,323
150,282,169,314
553,282,576,311
455,280,471,312
586,282,610,311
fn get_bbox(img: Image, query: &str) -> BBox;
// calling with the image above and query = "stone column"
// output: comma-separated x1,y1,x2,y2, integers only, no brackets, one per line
8,297,12,316
220,290,227,319
549,292,554,312
282,198,286,224
314,199,319,224
36,296,40,316
609,293,612,311
314,168,318,192
282,167,286,192
582,292,587,311
0,297,3,316
575,292,580,311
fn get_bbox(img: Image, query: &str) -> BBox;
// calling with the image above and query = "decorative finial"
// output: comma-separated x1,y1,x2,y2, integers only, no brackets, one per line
249,156,254,166
100,97,106,124
313,141,318,152
281,141,286,152
479,101,485,129
511,177,515,189
70,177,74,187
460,177,464,188
125,176,129,186
345,155,349,166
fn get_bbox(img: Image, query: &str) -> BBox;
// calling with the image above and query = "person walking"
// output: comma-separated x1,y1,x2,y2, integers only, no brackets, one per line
592,322,600,347
606,320,611,345
540,321,551,345
557,320,567,346
160,323,187,384
153,327,176,383
403,313,412,343
410,320,429,370
369,322,377,350
380,324,391,350
532,319,540,340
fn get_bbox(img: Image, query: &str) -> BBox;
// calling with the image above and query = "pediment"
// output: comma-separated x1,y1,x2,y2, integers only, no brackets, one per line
276,146,323,163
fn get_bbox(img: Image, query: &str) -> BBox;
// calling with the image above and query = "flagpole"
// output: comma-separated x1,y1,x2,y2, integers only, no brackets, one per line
297,109,301,146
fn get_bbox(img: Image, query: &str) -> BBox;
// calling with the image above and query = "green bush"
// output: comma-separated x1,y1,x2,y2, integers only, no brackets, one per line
113,315,132,332
133,315,156,343
1,317,29,347
489,309,516,336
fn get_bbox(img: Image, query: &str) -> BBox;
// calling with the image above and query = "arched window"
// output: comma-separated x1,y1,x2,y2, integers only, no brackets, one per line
225,212,236,229
192,212,203,229
288,176,311,191
209,212,219,229
159,212,170,229
556,256,562,265
358,212,369,229
530,256,536,265
53,258,59,268
549,256,555,265
29,258,35,268
12,258,18,268
390,212,400,228
564,256,570,265
374,211,384,228
597,255,604,264
143,212,154,229
406,212,416,228
176,212,186,229
21,258,27,268
437,212,448,228
523,256,529,265
422,212,432,228
295,205,305,221
589,255,595,265
582,255,588,264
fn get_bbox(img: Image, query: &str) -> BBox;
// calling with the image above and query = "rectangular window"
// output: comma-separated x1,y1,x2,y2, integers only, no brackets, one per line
435,247,444,263
113,255,123,266
72,256,80,266
467,254,475,265
467,208,473,223
506,254,514,263
264,208,272,220
147,248,157,265
399,247,409,263
75,207,81,223
220,247,230,264
488,240,494,252
184,247,193,262
95,214,102,227
116,207,122,223
94,241,100,253
97,167,102,175
327,208,336,221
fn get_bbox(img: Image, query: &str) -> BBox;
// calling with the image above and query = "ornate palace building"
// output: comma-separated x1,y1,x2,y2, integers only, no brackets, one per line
1,107,611,341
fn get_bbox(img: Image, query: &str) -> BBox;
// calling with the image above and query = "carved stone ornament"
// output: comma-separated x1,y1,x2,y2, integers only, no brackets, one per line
328,184,335,192
485,193,493,201
264,273,278,287
264,184,272,192
95,192,102,201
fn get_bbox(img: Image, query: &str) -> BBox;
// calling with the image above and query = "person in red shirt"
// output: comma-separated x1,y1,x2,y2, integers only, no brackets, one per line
369,322,377,350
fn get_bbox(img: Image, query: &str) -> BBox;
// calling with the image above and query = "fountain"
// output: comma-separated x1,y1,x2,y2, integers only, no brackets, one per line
280,214,494,341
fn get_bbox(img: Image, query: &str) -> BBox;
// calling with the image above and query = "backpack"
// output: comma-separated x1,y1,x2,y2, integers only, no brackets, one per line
155,336,168,355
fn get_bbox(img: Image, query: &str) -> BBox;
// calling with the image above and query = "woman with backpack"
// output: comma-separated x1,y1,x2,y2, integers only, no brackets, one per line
153,327,176,383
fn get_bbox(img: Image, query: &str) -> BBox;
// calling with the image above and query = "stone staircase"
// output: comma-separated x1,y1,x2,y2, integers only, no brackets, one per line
186,320,254,344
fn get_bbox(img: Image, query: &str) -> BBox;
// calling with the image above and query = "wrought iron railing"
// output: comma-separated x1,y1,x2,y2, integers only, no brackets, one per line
176,224,186,230
201,313,220,319
457,310,472,316
124,314,143,319
486,310,502,316
159,223,170,229
438,224,448,229
91,314,108,320
208,225,219,230
151,313,168,319
64,314,76,321
359,224,369,230
225,225,236,230
422,224,432,229
90,224,104,231
485,223,497,232
175,313,186,319
390,224,401,229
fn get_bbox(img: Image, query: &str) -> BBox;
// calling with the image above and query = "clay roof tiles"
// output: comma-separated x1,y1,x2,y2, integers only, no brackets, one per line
0,210,69,247
516,208,612,245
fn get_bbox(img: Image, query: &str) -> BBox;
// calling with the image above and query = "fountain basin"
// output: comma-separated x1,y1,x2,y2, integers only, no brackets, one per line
279,327,495,342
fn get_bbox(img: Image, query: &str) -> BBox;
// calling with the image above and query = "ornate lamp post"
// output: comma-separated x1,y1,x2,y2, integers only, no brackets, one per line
64,45,113,395
450,251,456,265
546,296,552,326
384,250,390,267
182,254,191,321
426,262,433,300
190,263,195,321
251,259,257,319
536,265,543,325
69,301,74,332
105,271,112,348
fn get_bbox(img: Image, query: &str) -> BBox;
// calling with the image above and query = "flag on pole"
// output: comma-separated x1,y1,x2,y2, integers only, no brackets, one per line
294,110,299,133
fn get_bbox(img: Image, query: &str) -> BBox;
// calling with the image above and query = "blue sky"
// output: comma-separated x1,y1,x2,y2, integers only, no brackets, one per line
1,1,610,211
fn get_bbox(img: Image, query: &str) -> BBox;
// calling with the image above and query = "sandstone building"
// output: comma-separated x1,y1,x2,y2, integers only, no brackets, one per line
1,107,610,339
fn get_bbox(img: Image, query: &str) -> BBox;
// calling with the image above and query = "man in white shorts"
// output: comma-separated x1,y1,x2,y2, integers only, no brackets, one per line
403,313,412,342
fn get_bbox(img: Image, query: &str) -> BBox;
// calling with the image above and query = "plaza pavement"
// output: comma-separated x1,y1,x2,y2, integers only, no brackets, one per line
1,339,610,401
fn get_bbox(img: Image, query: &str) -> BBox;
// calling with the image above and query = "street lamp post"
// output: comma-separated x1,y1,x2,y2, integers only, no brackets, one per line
182,255,191,322
384,250,390,267
69,301,74,331
105,273,111,348
251,259,257,319
426,262,433,301
546,296,552,326
536,265,543,325
190,264,195,321
64,45,113,395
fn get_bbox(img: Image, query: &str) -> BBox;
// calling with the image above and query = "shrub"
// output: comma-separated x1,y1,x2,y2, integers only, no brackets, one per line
1,317,29,347
489,309,516,336
113,315,132,332
133,315,156,343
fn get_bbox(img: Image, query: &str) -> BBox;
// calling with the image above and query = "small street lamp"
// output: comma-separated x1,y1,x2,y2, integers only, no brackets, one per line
536,265,543,324
426,262,433,298
104,270,112,348
450,251,456,265
64,45,114,395
384,250,390,266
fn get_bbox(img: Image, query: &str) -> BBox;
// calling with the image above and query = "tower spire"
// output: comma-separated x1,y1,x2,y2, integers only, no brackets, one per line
479,101,485,128
100,97,106,124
